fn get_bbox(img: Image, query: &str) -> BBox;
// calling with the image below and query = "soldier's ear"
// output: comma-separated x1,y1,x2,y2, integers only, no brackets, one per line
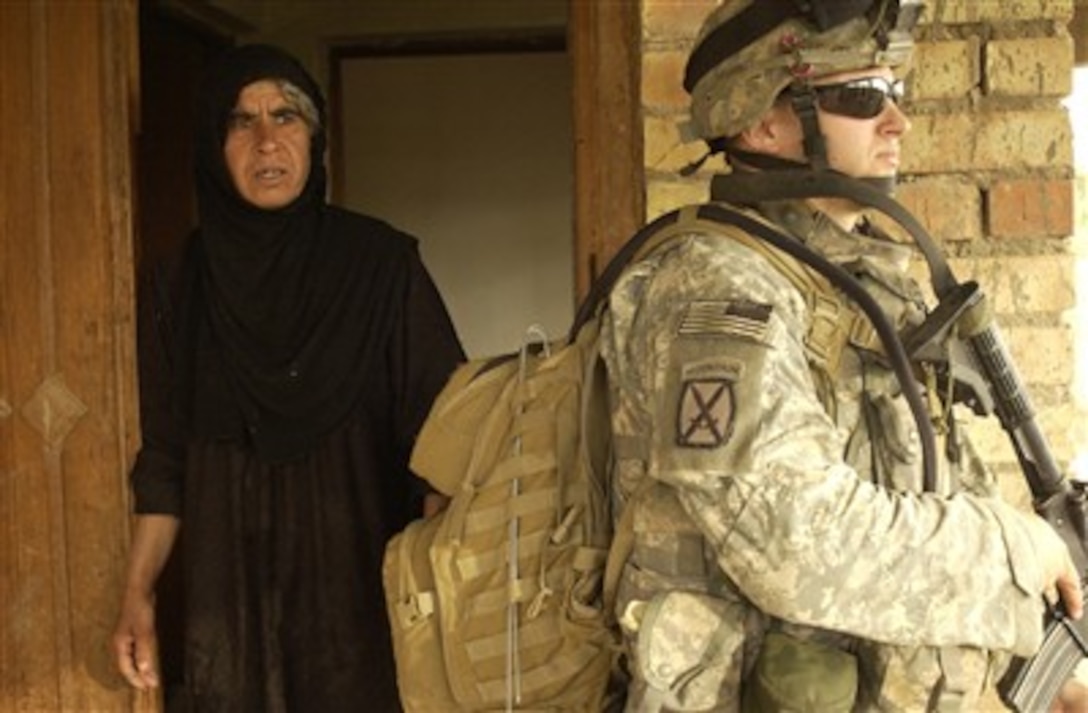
736,103,801,156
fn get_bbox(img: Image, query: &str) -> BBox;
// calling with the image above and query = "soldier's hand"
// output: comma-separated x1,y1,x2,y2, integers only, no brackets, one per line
1028,515,1083,620
1051,672,1088,713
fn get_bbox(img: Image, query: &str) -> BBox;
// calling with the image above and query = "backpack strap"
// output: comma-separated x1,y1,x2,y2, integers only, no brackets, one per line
577,203,873,375
569,209,689,341
668,206,873,377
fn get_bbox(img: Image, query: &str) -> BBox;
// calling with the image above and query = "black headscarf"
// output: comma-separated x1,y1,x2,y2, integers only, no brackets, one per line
188,44,411,462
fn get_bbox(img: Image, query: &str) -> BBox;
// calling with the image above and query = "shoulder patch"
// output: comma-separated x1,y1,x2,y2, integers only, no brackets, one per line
678,300,772,342
676,377,735,448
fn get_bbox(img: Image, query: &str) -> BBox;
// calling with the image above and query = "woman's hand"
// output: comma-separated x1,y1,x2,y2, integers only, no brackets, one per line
423,492,450,518
112,588,160,690
111,513,180,690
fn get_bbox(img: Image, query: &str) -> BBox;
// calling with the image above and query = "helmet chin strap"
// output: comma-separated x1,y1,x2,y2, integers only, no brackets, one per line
788,85,830,172
722,147,898,197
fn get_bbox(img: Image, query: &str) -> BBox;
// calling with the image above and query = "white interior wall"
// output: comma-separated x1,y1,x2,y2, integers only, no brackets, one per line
339,52,573,357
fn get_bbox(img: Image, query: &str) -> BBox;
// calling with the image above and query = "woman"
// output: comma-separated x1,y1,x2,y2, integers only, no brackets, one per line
112,44,464,711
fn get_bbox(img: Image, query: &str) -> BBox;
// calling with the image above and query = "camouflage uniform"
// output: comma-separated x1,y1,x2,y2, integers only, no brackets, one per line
600,199,1049,712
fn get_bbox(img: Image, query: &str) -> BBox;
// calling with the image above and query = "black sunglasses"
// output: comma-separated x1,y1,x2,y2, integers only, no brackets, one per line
813,77,905,119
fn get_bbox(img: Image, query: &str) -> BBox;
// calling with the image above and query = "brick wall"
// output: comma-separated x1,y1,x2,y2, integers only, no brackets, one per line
640,0,1083,499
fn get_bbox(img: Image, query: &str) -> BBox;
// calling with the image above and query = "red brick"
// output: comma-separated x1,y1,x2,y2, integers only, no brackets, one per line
903,110,1071,174
986,178,1074,238
966,255,1074,314
894,176,982,242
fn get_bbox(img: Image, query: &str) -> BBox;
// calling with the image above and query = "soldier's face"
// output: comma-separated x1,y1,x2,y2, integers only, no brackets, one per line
813,67,911,179
759,66,910,179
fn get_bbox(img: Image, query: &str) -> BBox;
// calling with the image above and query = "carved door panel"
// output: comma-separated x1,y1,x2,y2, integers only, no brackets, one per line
0,1,152,710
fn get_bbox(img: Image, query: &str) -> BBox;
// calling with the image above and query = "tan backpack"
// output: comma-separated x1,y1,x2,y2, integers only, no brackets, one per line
381,204,868,711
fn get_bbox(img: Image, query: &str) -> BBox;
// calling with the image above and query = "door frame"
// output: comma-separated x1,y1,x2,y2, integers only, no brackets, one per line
569,0,644,298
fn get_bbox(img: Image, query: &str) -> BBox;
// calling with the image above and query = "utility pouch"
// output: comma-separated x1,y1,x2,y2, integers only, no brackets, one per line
636,590,749,711
742,631,858,713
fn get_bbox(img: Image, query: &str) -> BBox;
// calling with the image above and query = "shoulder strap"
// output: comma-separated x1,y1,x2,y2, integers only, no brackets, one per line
578,200,938,491
569,209,688,341
668,207,870,376
570,203,875,374
694,202,938,491
710,171,958,296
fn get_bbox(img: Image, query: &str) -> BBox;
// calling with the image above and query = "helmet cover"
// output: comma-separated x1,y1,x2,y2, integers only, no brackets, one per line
686,0,921,141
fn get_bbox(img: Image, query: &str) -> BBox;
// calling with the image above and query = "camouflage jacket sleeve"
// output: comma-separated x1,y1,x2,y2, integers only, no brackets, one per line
605,227,1048,657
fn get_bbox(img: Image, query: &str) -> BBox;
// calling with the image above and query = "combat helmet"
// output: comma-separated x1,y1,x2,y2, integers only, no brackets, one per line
684,0,924,174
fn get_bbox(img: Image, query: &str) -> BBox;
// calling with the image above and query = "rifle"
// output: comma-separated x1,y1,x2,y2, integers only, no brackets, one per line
903,280,1088,712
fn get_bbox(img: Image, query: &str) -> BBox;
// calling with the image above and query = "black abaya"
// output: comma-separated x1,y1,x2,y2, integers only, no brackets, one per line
131,222,463,712
128,43,464,711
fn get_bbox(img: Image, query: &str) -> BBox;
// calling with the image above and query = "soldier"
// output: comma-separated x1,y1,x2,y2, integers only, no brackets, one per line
601,1,1085,710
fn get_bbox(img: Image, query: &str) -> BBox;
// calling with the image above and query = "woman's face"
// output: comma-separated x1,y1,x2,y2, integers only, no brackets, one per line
223,80,312,210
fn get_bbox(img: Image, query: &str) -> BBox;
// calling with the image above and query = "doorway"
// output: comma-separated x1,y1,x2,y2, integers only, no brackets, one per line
132,1,641,706
332,35,573,357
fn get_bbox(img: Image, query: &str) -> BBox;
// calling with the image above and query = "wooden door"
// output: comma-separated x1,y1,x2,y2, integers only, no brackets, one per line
0,1,152,710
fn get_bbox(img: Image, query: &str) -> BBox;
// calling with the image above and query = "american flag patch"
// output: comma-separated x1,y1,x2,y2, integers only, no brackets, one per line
678,300,772,342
